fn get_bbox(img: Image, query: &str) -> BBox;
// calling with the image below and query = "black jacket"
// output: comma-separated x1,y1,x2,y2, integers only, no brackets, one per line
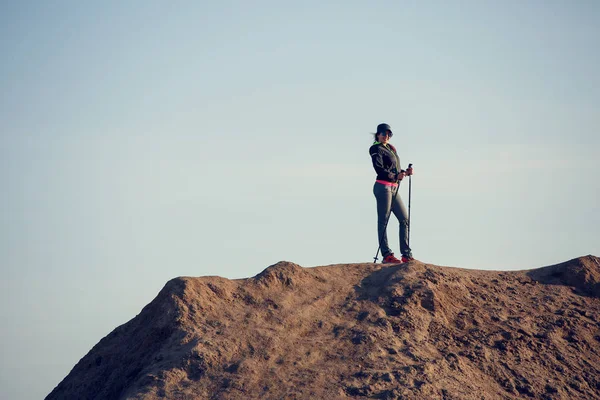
369,142,401,183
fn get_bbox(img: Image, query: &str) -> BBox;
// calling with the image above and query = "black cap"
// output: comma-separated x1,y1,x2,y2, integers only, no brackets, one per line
376,123,392,134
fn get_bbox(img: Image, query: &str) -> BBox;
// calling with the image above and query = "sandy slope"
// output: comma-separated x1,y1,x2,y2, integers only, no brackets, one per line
47,255,600,399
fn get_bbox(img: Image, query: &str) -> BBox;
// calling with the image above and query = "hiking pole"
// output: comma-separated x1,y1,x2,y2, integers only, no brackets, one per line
408,163,413,248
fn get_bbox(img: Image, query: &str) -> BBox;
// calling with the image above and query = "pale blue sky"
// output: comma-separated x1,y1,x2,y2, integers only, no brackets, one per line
1,1,599,398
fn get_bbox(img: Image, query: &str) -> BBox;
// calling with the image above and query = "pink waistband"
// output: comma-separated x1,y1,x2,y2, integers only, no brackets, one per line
376,180,398,187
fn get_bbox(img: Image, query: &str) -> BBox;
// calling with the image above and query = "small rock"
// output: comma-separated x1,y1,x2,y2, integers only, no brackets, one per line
381,372,394,382
516,383,535,397
353,370,369,378
352,333,369,345
501,379,516,393
545,384,558,393
517,329,531,337
494,340,508,351
569,380,584,392
501,331,513,340
345,385,369,396
357,311,369,321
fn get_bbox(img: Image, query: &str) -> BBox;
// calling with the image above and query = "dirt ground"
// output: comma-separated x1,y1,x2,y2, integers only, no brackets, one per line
47,255,600,399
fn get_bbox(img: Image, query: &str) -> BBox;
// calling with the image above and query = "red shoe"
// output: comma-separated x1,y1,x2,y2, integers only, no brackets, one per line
401,255,415,263
382,253,402,263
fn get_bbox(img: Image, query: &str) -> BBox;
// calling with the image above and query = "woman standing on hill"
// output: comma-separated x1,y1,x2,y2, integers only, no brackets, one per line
369,123,414,263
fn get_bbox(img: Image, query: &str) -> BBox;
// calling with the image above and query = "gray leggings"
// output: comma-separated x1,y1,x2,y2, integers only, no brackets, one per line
373,182,412,258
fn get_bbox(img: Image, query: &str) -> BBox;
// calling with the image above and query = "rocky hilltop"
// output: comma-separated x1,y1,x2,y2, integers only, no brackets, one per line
47,256,600,399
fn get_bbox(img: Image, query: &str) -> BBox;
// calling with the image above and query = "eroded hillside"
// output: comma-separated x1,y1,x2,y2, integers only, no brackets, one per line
47,256,600,399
